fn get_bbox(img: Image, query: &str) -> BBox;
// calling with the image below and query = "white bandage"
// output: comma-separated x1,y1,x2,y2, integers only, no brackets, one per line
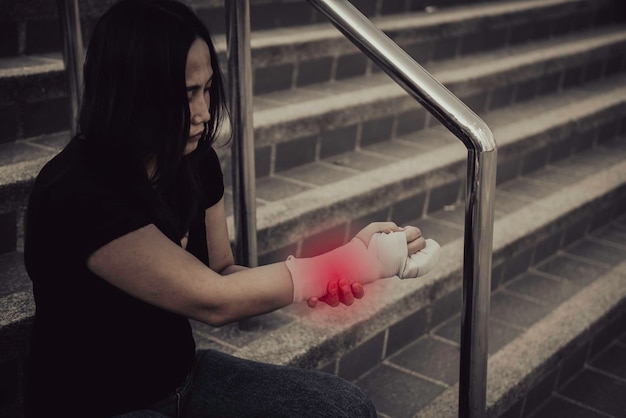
285,233,441,302
369,232,440,279
368,231,407,278
400,238,440,278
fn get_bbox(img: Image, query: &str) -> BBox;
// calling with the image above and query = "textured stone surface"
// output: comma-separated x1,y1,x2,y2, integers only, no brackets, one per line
358,364,445,418
386,307,428,357
362,139,424,160
0,292,34,364
530,396,607,418
536,254,609,288
190,311,294,350
389,336,460,385
590,343,626,379
0,252,29,298
337,331,385,381
500,247,534,284
558,369,626,417
274,134,316,172
433,315,523,355
0,141,55,167
254,175,312,202
277,162,356,186
522,368,559,415
505,272,579,305
323,150,391,172
565,238,626,266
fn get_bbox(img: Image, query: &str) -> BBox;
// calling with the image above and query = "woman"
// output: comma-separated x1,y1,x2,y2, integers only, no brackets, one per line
23,0,430,416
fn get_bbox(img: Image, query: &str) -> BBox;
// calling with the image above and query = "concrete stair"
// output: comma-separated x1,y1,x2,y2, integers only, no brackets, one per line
1,0,625,416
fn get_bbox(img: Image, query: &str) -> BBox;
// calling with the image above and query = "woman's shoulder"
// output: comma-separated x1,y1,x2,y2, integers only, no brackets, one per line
34,140,92,195
33,139,135,206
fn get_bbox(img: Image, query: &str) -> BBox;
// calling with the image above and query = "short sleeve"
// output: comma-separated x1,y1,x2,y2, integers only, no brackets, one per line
58,186,154,262
197,146,225,209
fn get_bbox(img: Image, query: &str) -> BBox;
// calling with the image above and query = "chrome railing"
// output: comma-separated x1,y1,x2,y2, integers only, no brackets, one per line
302,3,497,417
57,0,84,138
226,1,258,270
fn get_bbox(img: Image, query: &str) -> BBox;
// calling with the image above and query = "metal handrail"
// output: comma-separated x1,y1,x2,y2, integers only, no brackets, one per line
57,0,84,138
225,1,261,331
303,2,497,417
226,1,258,270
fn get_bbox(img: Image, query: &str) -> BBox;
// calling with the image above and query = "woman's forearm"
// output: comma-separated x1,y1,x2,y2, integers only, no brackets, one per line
204,262,294,326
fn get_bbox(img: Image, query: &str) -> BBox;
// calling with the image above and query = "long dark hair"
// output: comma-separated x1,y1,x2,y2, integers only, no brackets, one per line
77,0,229,237
80,0,228,174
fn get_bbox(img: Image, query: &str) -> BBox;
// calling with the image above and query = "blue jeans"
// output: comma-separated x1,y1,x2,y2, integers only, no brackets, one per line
114,349,376,418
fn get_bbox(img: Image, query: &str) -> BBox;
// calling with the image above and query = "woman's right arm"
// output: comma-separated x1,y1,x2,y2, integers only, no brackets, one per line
87,223,295,327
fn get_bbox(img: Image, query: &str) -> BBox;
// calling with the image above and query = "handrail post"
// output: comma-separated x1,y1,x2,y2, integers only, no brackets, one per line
57,0,84,137
459,147,496,417
304,1,496,416
225,0,258,271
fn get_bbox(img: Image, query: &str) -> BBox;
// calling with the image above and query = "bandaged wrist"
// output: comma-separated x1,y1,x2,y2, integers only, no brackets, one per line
368,231,408,278
369,232,441,279
285,238,382,303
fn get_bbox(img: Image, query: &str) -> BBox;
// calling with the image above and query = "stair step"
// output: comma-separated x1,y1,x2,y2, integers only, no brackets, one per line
529,328,626,418
0,251,33,362
228,73,626,259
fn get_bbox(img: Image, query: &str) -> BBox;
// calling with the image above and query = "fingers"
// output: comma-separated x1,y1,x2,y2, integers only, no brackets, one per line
403,226,426,255
351,282,364,299
323,281,340,307
312,280,366,308
337,279,354,306
355,221,402,246
372,221,403,234
408,236,426,255
403,225,422,242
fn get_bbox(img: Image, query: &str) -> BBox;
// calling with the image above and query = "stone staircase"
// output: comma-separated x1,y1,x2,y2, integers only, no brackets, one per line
1,0,626,417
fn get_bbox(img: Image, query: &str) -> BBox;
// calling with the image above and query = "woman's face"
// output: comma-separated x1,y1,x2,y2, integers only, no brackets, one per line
184,38,214,155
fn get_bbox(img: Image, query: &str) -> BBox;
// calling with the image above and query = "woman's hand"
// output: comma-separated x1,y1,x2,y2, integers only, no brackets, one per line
306,280,364,308
306,222,426,308
354,221,404,247
403,225,427,255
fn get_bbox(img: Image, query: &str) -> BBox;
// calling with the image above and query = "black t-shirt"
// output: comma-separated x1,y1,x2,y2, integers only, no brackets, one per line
23,139,224,417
